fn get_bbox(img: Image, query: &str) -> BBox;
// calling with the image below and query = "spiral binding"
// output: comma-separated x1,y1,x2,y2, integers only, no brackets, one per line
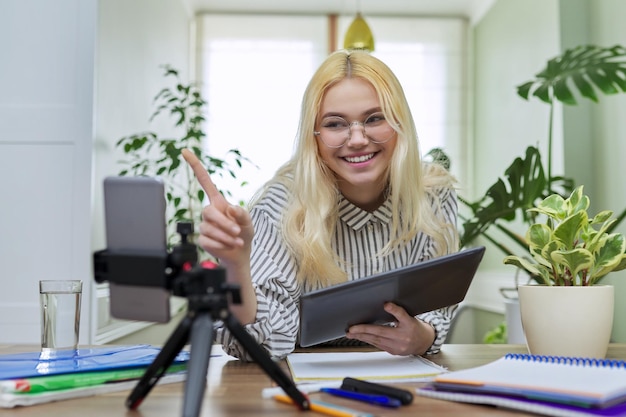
504,353,626,368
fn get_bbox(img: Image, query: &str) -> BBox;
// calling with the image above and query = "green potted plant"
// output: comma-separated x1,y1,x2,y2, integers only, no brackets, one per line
503,185,626,358
115,65,254,255
456,44,626,344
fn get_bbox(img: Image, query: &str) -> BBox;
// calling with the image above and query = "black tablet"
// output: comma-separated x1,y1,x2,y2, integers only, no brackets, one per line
298,246,485,347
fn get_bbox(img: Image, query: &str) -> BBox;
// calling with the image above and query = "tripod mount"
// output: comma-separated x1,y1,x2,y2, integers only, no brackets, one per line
94,223,309,417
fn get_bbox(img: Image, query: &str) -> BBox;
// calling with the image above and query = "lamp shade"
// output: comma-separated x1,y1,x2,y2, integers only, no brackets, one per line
343,13,374,51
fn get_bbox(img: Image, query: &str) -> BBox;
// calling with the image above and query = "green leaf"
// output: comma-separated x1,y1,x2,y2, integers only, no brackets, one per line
588,68,619,95
553,78,577,105
530,193,566,219
516,81,533,100
553,211,587,249
551,248,594,284
460,146,554,247
527,223,552,253
589,234,626,280
605,69,626,92
532,83,552,104
571,74,598,102
517,45,626,106
538,240,561,269
567,186,589,215
503,256,552,285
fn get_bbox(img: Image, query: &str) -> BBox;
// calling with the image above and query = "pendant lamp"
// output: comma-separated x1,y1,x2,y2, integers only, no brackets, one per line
343,12,374,52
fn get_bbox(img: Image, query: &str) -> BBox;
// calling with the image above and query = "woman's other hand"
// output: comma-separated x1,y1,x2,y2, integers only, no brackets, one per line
345,302,436,356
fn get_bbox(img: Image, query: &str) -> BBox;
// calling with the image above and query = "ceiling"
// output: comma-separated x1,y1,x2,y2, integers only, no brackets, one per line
182,0,496,23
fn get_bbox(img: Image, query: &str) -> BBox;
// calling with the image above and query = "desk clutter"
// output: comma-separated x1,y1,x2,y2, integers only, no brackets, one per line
271,377,417,417
416,352,626,417
0,345,189,408
264,350,443,416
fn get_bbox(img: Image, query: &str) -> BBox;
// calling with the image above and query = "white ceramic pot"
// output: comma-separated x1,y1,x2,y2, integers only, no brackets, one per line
518,285,614,358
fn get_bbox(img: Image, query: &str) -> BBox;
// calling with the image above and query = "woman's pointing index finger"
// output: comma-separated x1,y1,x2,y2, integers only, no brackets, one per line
181,149,224,205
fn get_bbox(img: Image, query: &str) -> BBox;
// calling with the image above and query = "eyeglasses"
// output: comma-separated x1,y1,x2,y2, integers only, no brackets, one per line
313,112,396,148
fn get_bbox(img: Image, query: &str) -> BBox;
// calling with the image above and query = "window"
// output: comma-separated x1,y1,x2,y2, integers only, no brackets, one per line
198,14,468,204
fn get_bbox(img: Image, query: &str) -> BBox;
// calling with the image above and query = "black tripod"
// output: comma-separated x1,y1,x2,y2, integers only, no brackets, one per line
94,224,309,417
125,263,310,417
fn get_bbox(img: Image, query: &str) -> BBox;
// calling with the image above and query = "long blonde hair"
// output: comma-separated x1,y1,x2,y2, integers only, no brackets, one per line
251,50,458,288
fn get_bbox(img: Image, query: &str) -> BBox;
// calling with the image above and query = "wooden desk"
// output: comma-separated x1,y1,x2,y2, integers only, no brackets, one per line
2,344,626,416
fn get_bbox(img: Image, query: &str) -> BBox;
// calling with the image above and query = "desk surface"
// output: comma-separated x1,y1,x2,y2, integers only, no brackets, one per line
2,344,626,416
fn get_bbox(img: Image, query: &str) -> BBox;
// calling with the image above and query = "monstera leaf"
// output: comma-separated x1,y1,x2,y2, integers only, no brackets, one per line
460,146,573,252
517,44,626,105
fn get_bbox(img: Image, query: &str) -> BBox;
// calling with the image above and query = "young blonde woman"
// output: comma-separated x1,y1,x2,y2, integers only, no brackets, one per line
183,49,459,361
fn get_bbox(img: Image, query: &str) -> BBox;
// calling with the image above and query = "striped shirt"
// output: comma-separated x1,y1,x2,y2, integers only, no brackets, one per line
215,182,458,360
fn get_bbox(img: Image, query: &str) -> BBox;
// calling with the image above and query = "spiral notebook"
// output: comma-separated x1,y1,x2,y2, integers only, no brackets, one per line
429,353,626,409
416,387,626,417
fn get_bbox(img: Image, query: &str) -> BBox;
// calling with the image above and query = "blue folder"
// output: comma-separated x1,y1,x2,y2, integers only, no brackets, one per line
0,345,189,380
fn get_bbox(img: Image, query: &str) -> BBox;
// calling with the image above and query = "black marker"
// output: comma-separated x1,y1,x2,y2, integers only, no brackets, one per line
340,377,414,405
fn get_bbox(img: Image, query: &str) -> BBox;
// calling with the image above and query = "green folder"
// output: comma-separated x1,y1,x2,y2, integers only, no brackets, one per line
0,363,187,394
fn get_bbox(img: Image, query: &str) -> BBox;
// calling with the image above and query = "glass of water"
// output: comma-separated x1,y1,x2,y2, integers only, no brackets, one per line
39,280,82,352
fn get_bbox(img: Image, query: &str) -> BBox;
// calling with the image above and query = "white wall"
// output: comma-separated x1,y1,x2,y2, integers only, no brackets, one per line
0,0,97,344
464,0,561,316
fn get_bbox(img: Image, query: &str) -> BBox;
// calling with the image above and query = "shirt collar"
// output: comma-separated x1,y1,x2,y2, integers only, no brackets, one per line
338,195,393,230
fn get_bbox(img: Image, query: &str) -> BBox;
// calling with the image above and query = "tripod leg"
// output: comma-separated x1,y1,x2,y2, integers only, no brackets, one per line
225,314,310,410
126,314,193,410
181,312,214,417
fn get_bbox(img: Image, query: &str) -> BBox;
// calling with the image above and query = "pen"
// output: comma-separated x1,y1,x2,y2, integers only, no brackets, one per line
273,394,376,417
341,377,414,405
320,387,401,408
261,381,342,399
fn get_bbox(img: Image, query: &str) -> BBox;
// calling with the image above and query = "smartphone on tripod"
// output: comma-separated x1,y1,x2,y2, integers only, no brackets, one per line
102,176,171,323
97,176,309,417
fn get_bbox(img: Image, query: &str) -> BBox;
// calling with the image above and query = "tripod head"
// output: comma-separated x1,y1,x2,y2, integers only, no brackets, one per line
169,223,242,307
94,221,241,322
95,222,210,287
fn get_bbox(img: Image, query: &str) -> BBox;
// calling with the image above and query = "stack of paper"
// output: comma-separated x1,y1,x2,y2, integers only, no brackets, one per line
286,351,448,384
0,345,189,408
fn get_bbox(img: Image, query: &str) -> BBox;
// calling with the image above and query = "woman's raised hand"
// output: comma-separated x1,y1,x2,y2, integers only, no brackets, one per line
181,149,254,266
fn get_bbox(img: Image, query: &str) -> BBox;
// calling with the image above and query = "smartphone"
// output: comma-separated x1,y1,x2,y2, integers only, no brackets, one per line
103,176,171,323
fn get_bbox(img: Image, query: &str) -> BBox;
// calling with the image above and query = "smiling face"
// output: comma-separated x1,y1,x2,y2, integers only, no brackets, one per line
316,77,397,211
